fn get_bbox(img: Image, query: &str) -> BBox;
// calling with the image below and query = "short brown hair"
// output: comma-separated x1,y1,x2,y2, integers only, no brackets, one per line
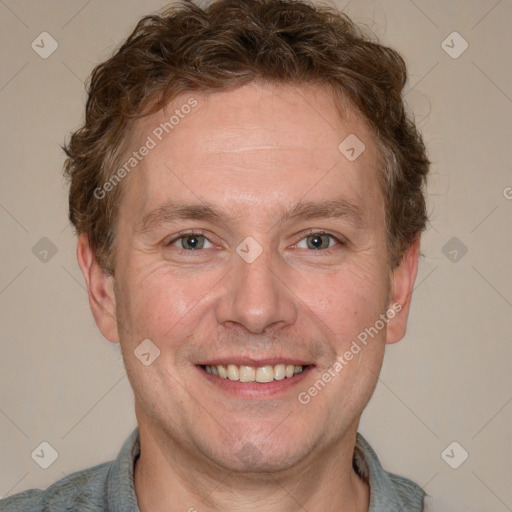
63,0,429,273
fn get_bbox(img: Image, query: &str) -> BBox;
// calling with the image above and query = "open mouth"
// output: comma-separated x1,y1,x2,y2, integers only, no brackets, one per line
200,363,309,383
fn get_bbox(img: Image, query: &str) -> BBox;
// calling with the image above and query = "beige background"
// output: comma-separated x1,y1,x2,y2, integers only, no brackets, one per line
1,0,511,509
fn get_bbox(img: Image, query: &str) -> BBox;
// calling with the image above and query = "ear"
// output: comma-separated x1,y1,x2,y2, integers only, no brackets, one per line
385,236,421,345
76,234,119,343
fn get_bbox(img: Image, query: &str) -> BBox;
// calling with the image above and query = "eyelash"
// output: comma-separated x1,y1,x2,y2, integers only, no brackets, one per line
165,230,344,252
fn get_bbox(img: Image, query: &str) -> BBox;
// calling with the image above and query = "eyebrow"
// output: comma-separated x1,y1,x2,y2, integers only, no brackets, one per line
136,197,366,234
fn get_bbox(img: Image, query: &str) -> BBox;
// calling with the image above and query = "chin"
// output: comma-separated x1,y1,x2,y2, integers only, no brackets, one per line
192,421,318,473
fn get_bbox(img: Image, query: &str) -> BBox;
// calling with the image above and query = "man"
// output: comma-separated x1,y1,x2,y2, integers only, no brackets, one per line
1,0,444,510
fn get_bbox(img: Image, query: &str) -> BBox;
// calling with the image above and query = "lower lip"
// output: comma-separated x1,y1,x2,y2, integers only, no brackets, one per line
196,365,314,399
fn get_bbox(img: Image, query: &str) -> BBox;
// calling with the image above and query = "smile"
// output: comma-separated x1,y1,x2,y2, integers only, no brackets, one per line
202,363,305,383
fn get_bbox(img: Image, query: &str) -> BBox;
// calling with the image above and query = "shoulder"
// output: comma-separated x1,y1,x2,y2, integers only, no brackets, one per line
1,427,140,512
354,433,425,509
387,470,425,497
0,461,112,511
0,489,42,512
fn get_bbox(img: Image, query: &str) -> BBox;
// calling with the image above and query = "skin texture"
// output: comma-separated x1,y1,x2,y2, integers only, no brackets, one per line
77,82,420,512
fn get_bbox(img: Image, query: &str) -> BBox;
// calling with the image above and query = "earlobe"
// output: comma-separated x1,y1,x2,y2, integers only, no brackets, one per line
385,236,421,345
76,234,120,343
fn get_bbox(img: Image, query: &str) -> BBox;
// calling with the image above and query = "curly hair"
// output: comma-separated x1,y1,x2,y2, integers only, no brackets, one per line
63,0,429,273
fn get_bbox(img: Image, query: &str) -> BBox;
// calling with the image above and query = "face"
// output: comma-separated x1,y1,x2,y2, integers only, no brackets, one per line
79,82,419,474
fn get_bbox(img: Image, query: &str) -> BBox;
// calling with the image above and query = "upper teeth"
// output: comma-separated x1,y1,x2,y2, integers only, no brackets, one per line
204,364,304,382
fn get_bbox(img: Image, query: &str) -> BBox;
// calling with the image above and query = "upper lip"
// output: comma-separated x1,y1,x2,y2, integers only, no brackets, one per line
197,358,313,367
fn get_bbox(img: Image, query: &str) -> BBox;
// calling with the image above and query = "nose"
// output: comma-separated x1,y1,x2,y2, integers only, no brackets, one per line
215,247,298,334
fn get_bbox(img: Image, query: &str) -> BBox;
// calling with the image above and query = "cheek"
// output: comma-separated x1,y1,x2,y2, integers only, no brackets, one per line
118,265,218,344
293,264,389,345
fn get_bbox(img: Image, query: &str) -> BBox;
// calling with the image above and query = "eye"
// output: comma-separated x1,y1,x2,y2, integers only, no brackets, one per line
168,233,214,250
296,232,340,250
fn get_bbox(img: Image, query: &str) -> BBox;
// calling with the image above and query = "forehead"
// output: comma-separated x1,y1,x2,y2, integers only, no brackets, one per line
119,82,384,224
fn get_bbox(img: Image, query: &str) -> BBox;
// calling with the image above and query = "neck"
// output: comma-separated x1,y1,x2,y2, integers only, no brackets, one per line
133,411,370,512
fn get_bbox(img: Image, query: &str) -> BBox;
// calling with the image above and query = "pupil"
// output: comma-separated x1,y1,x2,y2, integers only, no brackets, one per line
186,236,199,248
311,235,323,248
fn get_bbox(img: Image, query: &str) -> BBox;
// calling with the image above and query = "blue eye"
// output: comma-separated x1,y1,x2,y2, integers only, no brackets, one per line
165,231,341,252
168,234,213,250
297,233,339,250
